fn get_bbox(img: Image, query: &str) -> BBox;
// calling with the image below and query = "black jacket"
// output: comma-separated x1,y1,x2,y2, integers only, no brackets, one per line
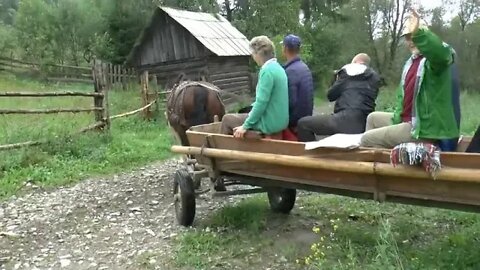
327,63,381,115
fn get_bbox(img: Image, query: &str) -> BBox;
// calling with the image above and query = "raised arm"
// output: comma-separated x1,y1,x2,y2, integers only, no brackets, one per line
412,28,452,71
409,9,452,71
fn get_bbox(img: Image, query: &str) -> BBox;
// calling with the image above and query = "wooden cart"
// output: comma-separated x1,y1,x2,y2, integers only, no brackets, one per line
170,122,480,227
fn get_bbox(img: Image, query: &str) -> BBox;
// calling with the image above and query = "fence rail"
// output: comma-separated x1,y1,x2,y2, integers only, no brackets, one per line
0,108,104,114
0,56,138,90
0,91,104,97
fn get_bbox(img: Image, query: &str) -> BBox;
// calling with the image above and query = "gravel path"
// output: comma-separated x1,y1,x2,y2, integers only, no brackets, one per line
0,159,238,270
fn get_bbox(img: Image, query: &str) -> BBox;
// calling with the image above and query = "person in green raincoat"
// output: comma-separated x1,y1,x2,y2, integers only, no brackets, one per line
360,8,460,149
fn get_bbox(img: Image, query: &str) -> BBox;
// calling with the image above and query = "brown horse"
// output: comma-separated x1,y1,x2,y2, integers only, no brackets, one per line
165,73,226,147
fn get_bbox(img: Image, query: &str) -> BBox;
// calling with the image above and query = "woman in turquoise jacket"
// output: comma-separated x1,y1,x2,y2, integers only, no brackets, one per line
220,35,289,138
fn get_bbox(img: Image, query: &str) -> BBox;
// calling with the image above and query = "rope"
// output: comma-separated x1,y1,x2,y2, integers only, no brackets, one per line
109,100,156,120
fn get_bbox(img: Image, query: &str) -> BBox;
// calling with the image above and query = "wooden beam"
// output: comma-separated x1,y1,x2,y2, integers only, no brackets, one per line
0,91,103,97
46,77,93,84
0,141,42,151
171,146,480,183
212,76,250,85
0,108,103,114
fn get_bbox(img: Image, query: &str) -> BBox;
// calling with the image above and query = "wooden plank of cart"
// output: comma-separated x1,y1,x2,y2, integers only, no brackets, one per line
170,121,480,227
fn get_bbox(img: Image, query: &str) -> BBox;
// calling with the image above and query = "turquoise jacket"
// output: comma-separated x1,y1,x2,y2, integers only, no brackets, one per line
243,59,289,134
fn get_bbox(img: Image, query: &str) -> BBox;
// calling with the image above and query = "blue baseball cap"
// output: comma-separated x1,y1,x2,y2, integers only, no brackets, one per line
280,34,301,49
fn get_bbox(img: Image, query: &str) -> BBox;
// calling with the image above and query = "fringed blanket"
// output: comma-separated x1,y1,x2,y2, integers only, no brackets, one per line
390,142,441,178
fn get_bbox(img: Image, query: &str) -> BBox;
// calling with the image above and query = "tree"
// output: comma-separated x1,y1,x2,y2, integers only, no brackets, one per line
0,0,19,25
458,0,480,31
429,6,446,38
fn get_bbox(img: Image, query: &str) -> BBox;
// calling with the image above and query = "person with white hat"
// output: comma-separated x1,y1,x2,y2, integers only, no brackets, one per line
360,8,460,150
296,53,381,142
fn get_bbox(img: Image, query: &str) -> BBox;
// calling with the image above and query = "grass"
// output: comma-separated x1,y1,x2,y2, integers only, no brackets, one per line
298,195,480,270
173,194,480,270
0,73,173,198
173,196,302,269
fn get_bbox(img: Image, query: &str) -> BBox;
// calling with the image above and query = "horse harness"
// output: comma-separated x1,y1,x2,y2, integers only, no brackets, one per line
166,80,225,127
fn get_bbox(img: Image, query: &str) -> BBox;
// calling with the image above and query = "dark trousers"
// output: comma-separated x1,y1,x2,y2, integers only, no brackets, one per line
466,125,480,153
297,110,368,142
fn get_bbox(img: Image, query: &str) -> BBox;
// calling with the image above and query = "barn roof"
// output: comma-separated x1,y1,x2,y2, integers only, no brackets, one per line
127,6,251,64
161,7,251,56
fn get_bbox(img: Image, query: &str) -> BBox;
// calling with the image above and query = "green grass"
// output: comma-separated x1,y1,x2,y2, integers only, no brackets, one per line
298,195,480,270
173,196,304,269
0,73,173,198
174,194,480,270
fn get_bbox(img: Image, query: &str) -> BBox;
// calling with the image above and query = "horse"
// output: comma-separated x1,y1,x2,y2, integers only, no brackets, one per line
165,73,226,147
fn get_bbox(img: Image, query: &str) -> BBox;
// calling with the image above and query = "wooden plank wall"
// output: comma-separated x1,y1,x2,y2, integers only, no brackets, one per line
137,58,208,89
136,12,208,67
208,56,251,96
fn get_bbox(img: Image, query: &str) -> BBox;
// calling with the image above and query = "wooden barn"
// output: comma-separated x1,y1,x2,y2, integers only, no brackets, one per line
126,6,254,98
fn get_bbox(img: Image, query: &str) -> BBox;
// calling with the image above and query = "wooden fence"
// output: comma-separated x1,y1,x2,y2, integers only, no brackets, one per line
0,60,162,152
0,56,137,90
0,70,109,151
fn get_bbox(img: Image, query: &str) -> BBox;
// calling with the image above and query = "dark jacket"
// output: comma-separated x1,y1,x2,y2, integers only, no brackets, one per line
327,63,380,115
438,55,461,151
283,57,314,127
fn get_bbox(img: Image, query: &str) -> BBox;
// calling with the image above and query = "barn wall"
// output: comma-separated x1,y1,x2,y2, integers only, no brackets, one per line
136,11,208,67
137,58,209,89
207,56,252,97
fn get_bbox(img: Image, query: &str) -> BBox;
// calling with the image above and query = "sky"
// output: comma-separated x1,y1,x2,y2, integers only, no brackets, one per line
418,0,443,9
216,0,460,23
416,0,459,21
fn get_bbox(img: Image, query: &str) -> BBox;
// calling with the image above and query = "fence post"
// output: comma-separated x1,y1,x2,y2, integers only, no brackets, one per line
121,66,127,91
114,64,118,86
92,59,110,130
152,75,160,114
141,70,152,120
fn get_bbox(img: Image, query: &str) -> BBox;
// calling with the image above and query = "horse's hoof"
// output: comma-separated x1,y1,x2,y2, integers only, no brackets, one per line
213,178,227,192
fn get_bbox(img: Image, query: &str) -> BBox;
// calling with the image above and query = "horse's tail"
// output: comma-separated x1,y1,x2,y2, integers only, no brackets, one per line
188,86,210,127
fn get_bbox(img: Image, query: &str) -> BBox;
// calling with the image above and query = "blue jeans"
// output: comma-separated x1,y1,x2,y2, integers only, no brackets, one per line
437,138,458,152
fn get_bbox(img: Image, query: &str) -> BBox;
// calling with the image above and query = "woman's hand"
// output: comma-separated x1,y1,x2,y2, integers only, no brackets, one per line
408,8,421,35
233,126,247,138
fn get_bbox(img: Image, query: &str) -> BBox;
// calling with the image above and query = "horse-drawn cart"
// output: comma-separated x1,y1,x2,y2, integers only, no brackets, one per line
170,121,480,227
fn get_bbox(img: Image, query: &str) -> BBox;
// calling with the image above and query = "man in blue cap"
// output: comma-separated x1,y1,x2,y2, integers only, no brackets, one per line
281,34,314,136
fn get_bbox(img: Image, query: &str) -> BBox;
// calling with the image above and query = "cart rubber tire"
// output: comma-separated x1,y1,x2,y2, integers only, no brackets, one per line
267,188,296,214
173,169,196,226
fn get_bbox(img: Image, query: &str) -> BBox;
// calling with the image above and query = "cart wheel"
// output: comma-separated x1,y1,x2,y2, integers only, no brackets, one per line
173,169,196,226
267,188,296,214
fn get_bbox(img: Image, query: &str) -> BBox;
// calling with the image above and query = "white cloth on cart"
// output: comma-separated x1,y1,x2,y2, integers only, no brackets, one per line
305,133,363,150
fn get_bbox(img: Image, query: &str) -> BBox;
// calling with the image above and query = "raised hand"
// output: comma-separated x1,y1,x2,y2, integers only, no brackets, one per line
408,8,421,35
